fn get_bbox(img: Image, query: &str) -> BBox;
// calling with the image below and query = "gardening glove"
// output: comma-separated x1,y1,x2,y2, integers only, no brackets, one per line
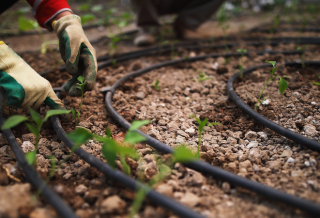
53,14,97,97
0,41,64,110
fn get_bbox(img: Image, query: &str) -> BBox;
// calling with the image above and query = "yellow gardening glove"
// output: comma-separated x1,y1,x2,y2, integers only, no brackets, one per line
0,42,64,110
53,15,97,97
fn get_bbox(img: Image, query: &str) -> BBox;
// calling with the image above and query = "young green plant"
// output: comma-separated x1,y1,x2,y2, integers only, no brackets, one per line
255,61,288,111
71,76,87,127
1,109,71,166
237,49,247,78
18,17,58,53
195,71,212,82
296,45,309,68
151,80,161,90
189,115,221,157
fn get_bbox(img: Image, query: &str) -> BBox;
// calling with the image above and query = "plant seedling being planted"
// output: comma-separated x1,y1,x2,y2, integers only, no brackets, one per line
151,80,160,90
189,115,221,157
255,61,288,111
1,108,71,166
237,49,247,78
196,72,212,82
296,45,309,68
72,76,87,127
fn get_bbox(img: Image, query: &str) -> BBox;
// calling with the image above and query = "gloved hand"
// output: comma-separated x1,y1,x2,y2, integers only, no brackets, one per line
0,42,64,109
53,14,97,97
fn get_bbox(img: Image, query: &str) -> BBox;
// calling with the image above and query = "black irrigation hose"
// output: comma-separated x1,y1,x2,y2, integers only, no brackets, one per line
248,27,320,33
102,52,320,216
50,94,204,218
39,37,320,77
0,95,77,218
228,61,320,152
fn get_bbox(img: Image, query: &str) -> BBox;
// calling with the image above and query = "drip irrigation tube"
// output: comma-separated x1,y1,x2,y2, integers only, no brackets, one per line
39,37,320,77
102,52,320,216
50,93,205,218
0,95,77,218
227,61,320,152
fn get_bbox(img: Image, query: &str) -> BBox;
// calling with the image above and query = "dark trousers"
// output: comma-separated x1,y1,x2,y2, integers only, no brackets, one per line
130,0,225,30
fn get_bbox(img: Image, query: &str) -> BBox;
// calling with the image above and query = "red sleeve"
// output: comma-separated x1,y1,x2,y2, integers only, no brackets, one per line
26,0,72,29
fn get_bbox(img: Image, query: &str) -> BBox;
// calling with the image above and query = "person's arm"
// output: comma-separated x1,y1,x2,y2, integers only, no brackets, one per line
26,0,72,30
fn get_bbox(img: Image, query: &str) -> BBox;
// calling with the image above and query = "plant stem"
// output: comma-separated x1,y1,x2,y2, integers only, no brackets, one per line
197,133,201,158
255,77,274,111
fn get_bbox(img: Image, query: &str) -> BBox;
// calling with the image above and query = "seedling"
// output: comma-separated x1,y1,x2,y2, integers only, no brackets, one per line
172,145,198,163
18,17,58,54
269,15,280,37
195,72,212,82
311,74,320,86
189,115,221,157
237,49,247,78
80,14,96,25
1,108,71,166
71,76,87,127
151,80,161,90
217,7,230,54
255,61,288,111
296,45,309,68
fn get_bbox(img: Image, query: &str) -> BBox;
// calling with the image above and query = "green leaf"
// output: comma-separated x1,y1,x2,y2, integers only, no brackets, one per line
101,139,118,169
198,118,208,134
91,4,103,12
48,156,56,178
189,115,201,124
120,156,131,175
44,109,71,121
208,122,222,126
25,123,38,136
124,131,146,145
29,108,42,126
118,20,129,28
105,127,112,138
117,146,139,159
265,60,276,67
1,115,28,130
279,77,288,95
77,76,85,84
173,146,197,163
311,81,320,86
25,151,36,165
67,128,93,146
128,120,151,132
81,14,96,25
71,108,76,120
79,4,89,11
129,187,149,217
18,17,38,31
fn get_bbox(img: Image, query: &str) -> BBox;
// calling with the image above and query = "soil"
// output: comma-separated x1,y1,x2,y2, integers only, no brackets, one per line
0,8,320,218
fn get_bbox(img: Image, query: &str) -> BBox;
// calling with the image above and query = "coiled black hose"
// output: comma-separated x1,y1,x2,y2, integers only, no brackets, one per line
102,52,320,216
49,99,205,218
227,61,320,152
0,95,77,218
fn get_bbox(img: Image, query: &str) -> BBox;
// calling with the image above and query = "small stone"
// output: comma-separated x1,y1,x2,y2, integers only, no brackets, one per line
84,190,100,204
29,208,55,218
63,173,72,180
21,133,36,144
136,92,145,99
78,121,93,129
280,150,292,157
262,99,270,105
222,182,231,193
304,124,317,136
211,62,219,70
291,170,303,177
227,137,237,145
155,184,173,197
180,192,200,207
239,160,252,169
186,169,206,186
287,157,295,163
266,160,282,172
100,195,126,214
247,141,258,149
145,161,157,180
305,161,311,167
257,132,268,141
248,147,261,163
245,131,257,141
21,141,35,153
185,127,195,136
75,184,88,195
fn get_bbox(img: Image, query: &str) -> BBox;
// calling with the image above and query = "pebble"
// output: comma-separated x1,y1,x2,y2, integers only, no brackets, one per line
21,133,36,144
247,141,258,149
239,160,252,169
287,157,295,163
280,150,292,157
304,124,317,136
245,131,257,141
222,182,231,193
155,184,173,197
257,132,268,141
21,141,35,153
185,127,195,136
100,195,126,214
63,173,72,180
75,184,88,195
180,192,200,207
136,92,146,99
